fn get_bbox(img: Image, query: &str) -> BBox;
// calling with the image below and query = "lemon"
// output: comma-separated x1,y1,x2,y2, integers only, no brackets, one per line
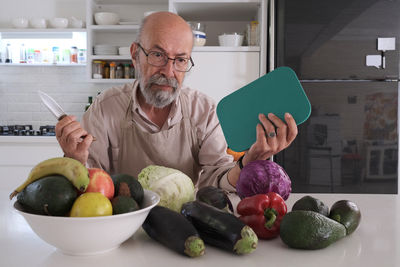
70,192,113,217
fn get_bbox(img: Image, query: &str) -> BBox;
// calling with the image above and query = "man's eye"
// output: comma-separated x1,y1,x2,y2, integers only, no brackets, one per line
176,57,188,63
151,52,163,58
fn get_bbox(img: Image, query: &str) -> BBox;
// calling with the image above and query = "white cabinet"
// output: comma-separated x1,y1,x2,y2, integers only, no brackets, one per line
186,47,260,102
85,0,168,82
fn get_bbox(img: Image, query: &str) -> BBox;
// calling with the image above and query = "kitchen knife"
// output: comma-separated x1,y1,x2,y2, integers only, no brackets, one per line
38,90,96,141
216,67,311,152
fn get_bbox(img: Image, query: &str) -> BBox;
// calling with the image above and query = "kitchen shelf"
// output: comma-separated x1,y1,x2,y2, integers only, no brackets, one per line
192,46,260,52
88,25,140,32
91,55,131,60
90,78,134,83
0,63,86,66
0,28,87,33
169,0,261,21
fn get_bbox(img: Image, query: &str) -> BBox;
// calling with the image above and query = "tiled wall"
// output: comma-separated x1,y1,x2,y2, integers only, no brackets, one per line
0,65,123,129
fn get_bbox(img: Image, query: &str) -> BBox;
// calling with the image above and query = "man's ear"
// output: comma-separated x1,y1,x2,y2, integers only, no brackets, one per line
130,43,138,65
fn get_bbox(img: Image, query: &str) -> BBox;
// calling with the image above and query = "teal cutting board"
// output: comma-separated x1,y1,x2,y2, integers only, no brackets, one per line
216,66,311,152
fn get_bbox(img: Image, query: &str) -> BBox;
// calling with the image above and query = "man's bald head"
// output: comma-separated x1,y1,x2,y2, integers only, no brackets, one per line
136,12,193,48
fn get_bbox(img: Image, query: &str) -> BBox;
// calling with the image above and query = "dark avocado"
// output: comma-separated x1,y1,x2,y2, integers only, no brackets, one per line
329,200,361,235
111,195,139,214
111,173,144,205
292,195,330,216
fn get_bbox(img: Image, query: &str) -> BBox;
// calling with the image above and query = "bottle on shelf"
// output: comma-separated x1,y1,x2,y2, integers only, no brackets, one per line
129,63,135,79
27,48,35,64
78,49,86,64
52,47,60,64
110,62,116,79
124,63,130,79
85,96,93,111
93,60,104,79
19,44,26,63
5,43,12,63
103,62,110,79
70,46,78,63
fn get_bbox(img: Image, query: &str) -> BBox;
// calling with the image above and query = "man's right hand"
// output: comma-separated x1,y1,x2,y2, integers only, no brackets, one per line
55,115,93,165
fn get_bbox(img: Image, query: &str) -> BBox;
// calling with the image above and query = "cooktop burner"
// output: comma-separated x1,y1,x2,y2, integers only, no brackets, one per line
0,125,56,136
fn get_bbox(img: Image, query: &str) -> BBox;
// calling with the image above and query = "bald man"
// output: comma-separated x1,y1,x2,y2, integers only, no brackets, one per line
55,12,297,191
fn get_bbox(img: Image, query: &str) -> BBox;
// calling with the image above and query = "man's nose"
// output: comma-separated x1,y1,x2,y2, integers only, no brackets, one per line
160,59,175,77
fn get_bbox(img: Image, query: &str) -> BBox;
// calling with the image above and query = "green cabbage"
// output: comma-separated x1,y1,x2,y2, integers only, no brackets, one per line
138,165,195,212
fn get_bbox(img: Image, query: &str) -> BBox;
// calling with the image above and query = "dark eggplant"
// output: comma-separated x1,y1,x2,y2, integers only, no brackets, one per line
181,201,258,255
196,186,233,212
142,206,205,257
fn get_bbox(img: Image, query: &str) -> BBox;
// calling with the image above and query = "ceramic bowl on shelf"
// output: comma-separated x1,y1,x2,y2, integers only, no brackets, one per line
118,46,131,55
49,18,68,28
70,16,85,28
13,190,160,256
29,18,47,29
218,33,244,47
94,12,120,25
11,17,29,28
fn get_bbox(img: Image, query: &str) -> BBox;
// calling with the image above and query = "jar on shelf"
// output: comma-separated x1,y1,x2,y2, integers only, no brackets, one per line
129,63,135,78
93,60,104,79
52,47,60,64
110,62,116,79
104,62,110,79
124,63,130,79
78,49,86,64
116,63,124,79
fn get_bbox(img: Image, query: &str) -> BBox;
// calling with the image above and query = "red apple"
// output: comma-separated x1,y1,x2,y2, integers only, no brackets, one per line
86,168,115,199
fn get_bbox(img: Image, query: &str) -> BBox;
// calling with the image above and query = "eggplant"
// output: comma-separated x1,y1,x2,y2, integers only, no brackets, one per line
181,201,258,255
196,186,233,212
142,206,205,257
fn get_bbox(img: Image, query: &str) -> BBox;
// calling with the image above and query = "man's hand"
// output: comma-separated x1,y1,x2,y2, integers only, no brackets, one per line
55,115,93,165
242,112,298,165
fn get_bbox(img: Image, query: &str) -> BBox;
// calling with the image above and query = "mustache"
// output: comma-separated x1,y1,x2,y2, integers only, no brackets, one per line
147,74,178,90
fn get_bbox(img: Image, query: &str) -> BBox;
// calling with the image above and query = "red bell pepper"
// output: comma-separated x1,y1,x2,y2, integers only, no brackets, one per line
237,192,287,239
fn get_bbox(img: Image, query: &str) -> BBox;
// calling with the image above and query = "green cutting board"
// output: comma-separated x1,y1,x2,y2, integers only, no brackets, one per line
216,66,311,152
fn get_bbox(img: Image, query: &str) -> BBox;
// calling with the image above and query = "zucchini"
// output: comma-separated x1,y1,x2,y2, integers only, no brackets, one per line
181,201,258,255
142,206,205,257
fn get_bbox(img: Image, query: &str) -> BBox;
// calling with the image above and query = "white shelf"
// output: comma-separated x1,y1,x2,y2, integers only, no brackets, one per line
90,78,134,83
88,25,140,32
170,0,261,21
91,55,131,60
193,46,260,52
0,63,86,66
0,28,86,33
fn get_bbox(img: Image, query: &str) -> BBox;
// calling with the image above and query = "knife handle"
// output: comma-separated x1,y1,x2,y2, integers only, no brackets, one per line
58,114,97,141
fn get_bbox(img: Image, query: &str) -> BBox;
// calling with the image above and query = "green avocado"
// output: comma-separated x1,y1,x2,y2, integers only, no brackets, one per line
280,210,346,250
329,200,361,235
111,173,144,205
17,175,78,216
112,195,139,215
292,195,330,216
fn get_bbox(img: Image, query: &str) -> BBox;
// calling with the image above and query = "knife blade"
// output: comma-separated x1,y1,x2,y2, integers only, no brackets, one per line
38,90,96,141
38,90,67,121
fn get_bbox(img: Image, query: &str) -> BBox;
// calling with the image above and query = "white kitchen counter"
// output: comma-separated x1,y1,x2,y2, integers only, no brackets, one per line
1,183,399,267
0,136,58,143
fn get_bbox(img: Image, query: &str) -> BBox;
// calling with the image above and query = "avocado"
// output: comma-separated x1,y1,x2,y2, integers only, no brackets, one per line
111,173,144,205
329,200,361,235
292,195,329,216
17,175,78,216
111,195,139,214
280,210,346,249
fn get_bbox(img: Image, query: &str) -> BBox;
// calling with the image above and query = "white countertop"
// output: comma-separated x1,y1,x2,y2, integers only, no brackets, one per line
1,186,399,267
0,136,58,144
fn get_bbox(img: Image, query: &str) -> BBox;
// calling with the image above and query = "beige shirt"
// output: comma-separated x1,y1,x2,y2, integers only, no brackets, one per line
82,81,236,191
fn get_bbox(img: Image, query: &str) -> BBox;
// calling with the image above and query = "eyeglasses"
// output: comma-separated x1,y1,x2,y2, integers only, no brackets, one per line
137,43,194,72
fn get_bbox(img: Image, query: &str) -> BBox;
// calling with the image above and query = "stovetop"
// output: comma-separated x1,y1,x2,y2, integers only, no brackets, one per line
0,125,56,136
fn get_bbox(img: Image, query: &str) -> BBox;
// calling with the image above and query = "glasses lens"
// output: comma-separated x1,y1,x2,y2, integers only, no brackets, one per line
147,51,192,72
147,51,166,66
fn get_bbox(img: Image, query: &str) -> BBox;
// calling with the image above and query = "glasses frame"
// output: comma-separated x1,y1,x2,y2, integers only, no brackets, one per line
137,43,194,72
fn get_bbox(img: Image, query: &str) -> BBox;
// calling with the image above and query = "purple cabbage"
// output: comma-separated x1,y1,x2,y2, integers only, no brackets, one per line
236,160,291,200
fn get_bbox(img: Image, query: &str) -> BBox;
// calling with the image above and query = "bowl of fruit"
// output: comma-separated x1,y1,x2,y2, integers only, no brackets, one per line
10,157,160,256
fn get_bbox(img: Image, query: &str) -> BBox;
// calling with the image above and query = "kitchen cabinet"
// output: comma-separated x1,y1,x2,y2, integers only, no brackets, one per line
0,136,62,190
85,0,168,83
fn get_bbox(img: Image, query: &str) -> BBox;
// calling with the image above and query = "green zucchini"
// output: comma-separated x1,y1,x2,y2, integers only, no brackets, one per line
181,201,258,255
142,206,205,257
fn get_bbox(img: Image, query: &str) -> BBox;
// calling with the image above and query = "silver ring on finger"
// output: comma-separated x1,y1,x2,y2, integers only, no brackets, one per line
267,132,276,138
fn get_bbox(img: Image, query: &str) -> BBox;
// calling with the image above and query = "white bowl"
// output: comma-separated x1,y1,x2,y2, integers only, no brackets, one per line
70,16,84,28
218,33,244,47
30,18,47,29
49,18,68,28
12,17,29,28
14,190,160,256
94,12,119,25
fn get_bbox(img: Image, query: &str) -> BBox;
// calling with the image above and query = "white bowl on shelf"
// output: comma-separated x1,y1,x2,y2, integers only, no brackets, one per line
12,17,29,28
218,33,244,47
29,18,47,29
118,46,131,55
94,12,120,25
49,18,69,28
13,190,160,256
70,16,84,28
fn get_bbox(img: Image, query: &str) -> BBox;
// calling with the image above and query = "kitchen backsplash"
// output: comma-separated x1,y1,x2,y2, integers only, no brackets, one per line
0,65,122,129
